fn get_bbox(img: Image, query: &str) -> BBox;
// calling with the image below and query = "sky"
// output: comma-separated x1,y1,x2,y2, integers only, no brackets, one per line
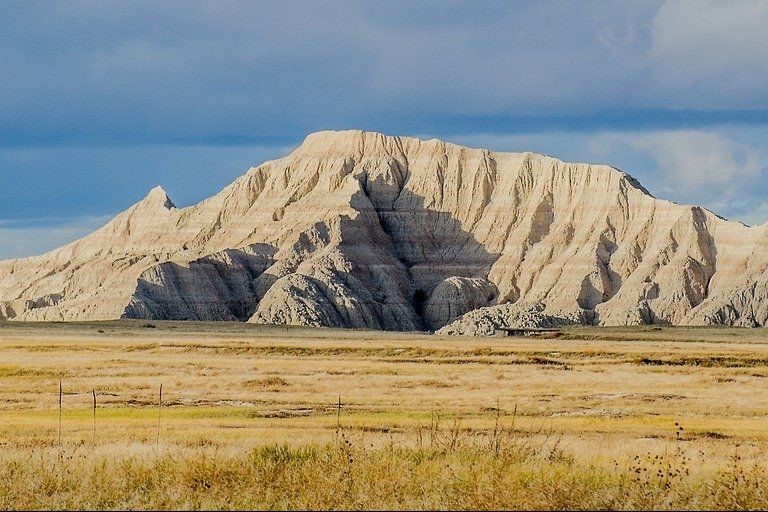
1,0,767,258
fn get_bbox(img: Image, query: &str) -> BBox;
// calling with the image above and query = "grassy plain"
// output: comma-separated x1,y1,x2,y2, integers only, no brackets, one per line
1,320,768,509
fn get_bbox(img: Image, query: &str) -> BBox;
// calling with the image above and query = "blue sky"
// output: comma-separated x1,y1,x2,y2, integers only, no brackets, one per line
1,0,767,258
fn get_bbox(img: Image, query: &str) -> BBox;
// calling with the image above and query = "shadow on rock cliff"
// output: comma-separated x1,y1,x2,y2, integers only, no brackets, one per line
124,243,277,321
357,175,502,330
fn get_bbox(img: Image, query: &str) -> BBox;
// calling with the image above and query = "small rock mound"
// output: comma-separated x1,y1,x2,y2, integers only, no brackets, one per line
436,303,584,336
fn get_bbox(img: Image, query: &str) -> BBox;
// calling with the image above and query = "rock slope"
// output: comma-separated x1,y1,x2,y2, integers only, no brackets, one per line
1,130,767,331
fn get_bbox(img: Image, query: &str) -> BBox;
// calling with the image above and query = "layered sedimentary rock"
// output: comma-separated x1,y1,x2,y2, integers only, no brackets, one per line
1,130,767,331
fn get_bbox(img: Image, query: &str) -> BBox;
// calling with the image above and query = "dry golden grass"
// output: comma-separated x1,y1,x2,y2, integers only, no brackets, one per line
0,320,767,509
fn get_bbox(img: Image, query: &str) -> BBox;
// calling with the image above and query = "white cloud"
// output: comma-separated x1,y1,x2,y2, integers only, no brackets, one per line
0,216,112,260
589,129,768,225
649,0,768,109
627,130,762,192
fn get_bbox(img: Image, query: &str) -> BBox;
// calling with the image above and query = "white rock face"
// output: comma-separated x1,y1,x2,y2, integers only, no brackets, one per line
1,130,767,332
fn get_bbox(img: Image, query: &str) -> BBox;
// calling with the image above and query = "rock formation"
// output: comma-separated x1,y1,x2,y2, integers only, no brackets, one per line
1,130,767,332
436,303,584,337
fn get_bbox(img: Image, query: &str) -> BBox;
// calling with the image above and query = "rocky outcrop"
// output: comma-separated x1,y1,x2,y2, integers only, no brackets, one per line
124,244,276,321
1,130,767,332
436,303,584,336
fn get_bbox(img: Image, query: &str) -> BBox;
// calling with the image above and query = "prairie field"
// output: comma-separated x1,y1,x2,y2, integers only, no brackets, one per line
1,321,768,509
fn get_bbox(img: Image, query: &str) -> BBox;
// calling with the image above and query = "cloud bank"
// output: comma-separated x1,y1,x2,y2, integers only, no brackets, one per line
1,1,767,257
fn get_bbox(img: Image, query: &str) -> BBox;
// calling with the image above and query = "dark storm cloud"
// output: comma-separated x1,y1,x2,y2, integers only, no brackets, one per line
3,0,765,147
